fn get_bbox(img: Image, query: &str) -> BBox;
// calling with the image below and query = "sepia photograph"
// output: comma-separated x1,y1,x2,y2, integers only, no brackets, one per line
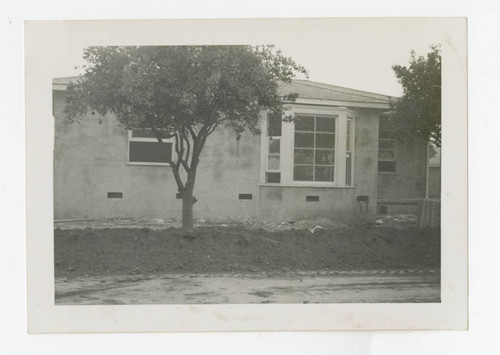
25,18,467,332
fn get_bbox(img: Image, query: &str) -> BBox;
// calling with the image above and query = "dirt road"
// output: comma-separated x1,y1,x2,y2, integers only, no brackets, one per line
55,270,440,304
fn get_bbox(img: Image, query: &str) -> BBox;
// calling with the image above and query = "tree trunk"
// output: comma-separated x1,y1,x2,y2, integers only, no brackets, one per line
181,188,194,229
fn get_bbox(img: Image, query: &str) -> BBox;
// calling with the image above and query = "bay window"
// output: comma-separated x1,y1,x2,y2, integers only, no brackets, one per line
261,108,355,187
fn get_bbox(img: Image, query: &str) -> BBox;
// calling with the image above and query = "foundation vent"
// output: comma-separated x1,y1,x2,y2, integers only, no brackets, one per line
306,195,319,202
107,192,123,198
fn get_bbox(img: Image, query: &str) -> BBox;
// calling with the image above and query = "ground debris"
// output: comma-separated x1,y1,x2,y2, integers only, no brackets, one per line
54,216,354,232
309,225,325,234
54,219,440,278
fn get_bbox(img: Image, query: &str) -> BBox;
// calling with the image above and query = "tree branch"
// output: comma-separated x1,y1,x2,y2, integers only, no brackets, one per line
151,127,185,192
180,128,191,169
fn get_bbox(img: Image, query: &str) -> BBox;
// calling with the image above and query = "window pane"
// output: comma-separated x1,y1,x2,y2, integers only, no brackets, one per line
293,165,314,181
315,149,335,165
267,155,280,170
378,149,395,160
378,161,396,173
316,117,335,132
266,172,281,183
316,133,335,149
295,116,314,132
346,120,352,151
294,149,314,164
268,113,282,136
346,153,352,185
268,139,280,154
315,166,334,182
129,141,172,163
295,132,314,148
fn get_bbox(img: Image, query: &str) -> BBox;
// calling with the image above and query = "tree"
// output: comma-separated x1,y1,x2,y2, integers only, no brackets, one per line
64,45,307,228
389,45,441,147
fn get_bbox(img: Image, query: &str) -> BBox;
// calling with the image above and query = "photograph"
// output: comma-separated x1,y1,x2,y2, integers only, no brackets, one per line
25,18,467,332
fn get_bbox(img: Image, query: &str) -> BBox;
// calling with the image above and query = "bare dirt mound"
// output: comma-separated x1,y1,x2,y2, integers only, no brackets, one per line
54,224,440,278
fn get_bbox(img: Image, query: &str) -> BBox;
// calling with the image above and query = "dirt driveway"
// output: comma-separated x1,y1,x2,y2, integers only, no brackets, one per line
55,270,440,304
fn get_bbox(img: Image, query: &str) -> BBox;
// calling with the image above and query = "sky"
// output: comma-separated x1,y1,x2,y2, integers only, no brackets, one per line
50,18,449,98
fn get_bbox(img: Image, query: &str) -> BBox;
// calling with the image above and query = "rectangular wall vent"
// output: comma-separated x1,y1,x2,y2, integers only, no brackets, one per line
239,194,253,200
306,195,319,202
107,192,123,198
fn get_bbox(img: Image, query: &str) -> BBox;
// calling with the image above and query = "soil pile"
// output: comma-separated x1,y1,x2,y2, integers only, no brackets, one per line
55,224,440,278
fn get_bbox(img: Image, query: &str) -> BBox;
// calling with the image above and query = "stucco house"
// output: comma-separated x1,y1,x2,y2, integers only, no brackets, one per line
52,78,428,223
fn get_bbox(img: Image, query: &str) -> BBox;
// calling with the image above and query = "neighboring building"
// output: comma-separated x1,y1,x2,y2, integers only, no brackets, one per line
52,78,428,223
428,146,441,200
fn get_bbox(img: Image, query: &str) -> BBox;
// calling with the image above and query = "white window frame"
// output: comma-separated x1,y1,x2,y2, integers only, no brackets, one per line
260,107,356,188
261,115,282,184
127,129,174,166
345,117,355,186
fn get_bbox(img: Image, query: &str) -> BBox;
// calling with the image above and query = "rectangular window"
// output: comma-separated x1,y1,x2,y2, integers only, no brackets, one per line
378,129,396,173
293,115,336,182
265,113,281,183
345,118,353,185
128,129,173,164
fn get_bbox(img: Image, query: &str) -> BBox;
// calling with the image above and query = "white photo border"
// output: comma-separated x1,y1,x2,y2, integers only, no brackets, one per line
25,18,468,333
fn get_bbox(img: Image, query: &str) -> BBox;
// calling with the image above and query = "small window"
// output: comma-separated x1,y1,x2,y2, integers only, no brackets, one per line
378,129,396,173
345,118,353,185
128,129,173,164
265,113,282,181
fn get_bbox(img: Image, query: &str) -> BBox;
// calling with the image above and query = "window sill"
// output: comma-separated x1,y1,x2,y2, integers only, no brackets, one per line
126,162,171,167
259,183,355,189
378,171,397,175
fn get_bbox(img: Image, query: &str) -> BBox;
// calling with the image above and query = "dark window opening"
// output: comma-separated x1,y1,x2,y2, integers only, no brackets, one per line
239,194,253,200
266,172,281,184
378,120,397,173
129,141,172,163
267,112,282,137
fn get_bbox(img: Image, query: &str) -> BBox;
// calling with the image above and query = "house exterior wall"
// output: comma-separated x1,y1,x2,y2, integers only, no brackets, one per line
351,108,381,222
258,186,356,222
376,136,427,200
54,88,414,223
376,115,428,214
53,90,261,221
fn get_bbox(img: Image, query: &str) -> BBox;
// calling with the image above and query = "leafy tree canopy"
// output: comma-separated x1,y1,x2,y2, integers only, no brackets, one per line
65,45,307,139
64,45,307,228
389,45,441,147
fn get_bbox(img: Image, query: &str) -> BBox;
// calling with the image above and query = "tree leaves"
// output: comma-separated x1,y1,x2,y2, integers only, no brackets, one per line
65,45,307,136
63,45,308,206
389,45,441,147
